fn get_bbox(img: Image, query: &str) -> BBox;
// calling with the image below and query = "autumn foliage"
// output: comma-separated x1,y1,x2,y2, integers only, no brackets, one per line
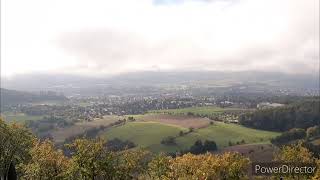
1,118,319,180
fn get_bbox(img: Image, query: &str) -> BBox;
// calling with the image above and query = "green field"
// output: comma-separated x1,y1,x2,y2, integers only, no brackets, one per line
102,120,279,153
148,106,248,116
175,122,280,149
103,122,187,152
1,112,43,122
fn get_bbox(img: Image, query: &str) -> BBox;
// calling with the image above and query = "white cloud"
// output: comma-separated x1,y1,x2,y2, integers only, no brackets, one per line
1,0,319,77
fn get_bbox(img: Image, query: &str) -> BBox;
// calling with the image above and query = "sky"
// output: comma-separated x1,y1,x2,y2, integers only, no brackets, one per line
1,0,319,77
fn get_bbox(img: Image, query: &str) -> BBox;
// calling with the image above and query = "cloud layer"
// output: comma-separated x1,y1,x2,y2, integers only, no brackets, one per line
1,0,319,77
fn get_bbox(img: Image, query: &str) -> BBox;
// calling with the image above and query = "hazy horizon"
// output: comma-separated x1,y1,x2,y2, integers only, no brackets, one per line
1,0,319,78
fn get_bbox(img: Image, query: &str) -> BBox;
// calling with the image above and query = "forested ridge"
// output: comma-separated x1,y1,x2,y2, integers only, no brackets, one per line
239,99,320,131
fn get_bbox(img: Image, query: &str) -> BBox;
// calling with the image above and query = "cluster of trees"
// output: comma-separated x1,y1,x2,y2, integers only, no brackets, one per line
105,138,136,152
188,140,217,155
271,128,306,145
239,100,320,131
228,139,246,146
161,136,176,146
26,116,71,131
1,118,320,179
270,126,320,158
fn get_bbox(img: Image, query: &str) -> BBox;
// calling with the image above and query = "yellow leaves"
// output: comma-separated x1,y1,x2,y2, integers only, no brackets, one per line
313,159,320,180
117,148,152,179
21,139,70,180
167,152,250,180
65,138,107,179
273,142,319,180
274,141,315,163
148,153,172,179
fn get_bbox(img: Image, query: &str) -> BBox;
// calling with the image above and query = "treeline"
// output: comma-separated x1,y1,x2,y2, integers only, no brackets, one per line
1,118,320,180
271,126,320,158
239,99,320,131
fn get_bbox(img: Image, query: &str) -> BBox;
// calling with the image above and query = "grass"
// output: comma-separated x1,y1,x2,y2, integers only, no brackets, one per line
102,120,279,153
1,112,43,122
175,122,280,149
51,115,120,143
102,122,187,153
148,106,248,116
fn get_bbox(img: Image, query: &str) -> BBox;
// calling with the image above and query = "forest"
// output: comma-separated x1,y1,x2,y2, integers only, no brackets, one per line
239,99,320,131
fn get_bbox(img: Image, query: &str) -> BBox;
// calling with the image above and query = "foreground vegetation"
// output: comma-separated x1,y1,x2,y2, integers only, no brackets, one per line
1,118,319,180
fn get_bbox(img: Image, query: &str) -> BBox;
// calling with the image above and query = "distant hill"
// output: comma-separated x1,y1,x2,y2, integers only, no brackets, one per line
0,88,68,106
1,71,319,96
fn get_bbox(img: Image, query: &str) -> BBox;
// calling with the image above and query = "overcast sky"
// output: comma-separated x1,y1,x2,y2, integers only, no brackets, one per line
1,0,319,77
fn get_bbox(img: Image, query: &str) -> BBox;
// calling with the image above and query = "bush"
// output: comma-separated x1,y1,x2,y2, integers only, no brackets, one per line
161,136,176,146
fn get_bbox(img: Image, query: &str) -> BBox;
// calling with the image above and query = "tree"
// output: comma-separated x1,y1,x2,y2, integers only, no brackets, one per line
66,138,116,180
179,131,184,136
203,140,217,152
21,139,70,180
306,126,320,139
313,159,320,180
167,152,250,179
189,140,204,154
161,136,176,146
148,153,171,179
273,142,316,180
116,149,151,180
189,140,218,154
0,118,34,180
274,141,314,163
271,128,306,145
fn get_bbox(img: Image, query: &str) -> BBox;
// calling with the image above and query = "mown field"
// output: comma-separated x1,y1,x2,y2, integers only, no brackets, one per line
102,121,187,152
132,114,211,129
51,115,120,143
102,113,280,153
0,112,43,122
149,106,251,116
175,122,280,149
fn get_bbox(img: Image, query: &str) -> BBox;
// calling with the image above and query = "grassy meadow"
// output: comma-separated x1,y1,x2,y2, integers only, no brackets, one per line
102,115,280,153
175,122,280,149
102,121,187,152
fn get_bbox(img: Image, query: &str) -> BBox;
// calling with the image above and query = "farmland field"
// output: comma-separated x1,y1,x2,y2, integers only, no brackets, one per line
102,121,187,152
175,122,280,149
102,115,280,153
51,115,120,143
133,114,211,129
149,106,251,116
